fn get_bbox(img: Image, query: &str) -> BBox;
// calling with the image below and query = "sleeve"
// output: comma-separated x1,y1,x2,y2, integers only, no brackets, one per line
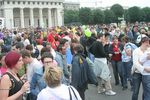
30,73,39,96
132,49,144,73
71,57,80,89
108,44,115,54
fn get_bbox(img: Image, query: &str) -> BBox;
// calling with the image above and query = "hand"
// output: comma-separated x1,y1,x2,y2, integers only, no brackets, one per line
20,81,30,94
109,54,112,57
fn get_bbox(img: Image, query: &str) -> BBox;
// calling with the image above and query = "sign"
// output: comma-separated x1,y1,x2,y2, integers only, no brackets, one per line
0,18,5,28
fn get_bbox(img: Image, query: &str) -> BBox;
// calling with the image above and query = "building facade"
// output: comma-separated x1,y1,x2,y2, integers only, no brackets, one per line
64,2,80,10
0,0,64,29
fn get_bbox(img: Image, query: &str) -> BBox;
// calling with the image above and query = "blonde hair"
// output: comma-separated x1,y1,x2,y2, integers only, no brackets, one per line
44,66,62,88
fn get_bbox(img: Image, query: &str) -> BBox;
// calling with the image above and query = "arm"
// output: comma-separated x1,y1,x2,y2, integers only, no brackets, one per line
30,73,39,96
0,75,29,100
132,49,144,73
71,57,80,89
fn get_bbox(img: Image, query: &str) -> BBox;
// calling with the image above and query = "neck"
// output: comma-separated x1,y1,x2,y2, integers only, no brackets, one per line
8,68,18,76
140,45,147,52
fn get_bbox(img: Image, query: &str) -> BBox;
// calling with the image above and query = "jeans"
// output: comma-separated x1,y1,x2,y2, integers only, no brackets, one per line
123,61,133,88
132,73,142,100
142,75,150,100
111,60,125,86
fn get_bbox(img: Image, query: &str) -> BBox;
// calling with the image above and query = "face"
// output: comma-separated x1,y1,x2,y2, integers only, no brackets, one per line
113,38,118,44
15,57,24,70
61,46,67,55
22,56,29,64
43,58,53,68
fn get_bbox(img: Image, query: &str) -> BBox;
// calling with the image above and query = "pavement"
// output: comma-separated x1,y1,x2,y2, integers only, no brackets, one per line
85,64,143,100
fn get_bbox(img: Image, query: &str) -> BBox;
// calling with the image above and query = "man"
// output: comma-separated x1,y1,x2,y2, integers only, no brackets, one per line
21,49,43,100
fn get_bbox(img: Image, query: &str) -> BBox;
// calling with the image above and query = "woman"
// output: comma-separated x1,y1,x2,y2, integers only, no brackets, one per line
109,35,125,88
0,51,30,100
37,67,81,100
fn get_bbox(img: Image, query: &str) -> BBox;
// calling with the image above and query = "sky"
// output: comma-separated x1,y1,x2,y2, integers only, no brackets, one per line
65,0,150,8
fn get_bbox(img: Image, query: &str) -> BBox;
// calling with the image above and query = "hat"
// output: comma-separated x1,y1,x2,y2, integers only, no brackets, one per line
84,29,92,38
136,34,149,44
5,51,21,69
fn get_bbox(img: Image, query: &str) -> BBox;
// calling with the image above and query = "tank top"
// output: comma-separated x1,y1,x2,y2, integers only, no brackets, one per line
4,72,24,99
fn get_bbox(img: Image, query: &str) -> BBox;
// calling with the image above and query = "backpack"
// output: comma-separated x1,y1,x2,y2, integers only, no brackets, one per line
78,55,98,86
33,46,40,58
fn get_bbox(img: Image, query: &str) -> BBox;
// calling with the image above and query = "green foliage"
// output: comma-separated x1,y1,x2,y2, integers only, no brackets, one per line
142,7,150,22
64,5,150,24
64,9,79,24
79,7,93,24
92,9,105,24
111,4,124,22
127,6,143,23
104,9,115,24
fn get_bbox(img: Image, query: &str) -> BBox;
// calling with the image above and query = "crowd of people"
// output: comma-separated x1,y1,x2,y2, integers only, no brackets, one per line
0,21,150,100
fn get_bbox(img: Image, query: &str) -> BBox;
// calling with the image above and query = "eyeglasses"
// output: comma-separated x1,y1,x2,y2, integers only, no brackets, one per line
44,61,53,64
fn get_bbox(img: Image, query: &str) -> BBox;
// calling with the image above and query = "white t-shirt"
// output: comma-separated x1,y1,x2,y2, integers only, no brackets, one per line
23,39,30,47
27,58,43,82
37,84,82,100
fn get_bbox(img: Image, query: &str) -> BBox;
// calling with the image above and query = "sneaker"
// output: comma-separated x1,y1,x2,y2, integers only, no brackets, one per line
98,88,106,94
105,90,116,96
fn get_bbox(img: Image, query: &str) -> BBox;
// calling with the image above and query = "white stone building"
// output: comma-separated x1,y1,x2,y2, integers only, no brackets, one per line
64,1,80,10
0,0,64,29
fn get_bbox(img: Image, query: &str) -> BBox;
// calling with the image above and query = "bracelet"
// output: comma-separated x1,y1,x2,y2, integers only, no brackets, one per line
0,88,10,90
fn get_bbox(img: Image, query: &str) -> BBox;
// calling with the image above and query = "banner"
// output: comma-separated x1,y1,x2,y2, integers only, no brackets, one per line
0,18,5,28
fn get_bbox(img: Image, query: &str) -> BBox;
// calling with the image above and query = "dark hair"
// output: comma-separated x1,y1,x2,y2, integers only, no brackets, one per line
121,35,131,43
57,44,64,52
97,33,104,39
26,45,33,51
41,52,53,63
41,47,51,56
141,36,150,43
59,38,68,45
74,44,84,54
20,49,31,58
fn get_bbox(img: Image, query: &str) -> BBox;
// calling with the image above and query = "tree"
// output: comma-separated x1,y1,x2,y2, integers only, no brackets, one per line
92,9,105,24
64,9,79,24
79,7,93,24
127,6,143,23
142,7,150,22
104,9,115,24
110,4,124,22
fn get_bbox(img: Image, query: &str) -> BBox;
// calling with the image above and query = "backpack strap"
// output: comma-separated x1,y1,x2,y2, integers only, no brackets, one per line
68,86,78,100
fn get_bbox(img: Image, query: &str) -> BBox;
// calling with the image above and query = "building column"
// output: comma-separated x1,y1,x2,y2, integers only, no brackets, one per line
39,8,44,28
20,8,24,28
48,8,52,28
57,8,63,26
4,8,14,29
30,8,34,27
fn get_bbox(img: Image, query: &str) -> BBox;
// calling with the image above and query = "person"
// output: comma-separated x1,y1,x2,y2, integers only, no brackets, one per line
37,67,82,100
89,34,116,95
30,52,56,100
132,35,150,100
121,36,138,90
109,35,124,88
0,51,30,100
138,42,150,100
55,44,70,85
0,53,7,78
20,49,43,99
